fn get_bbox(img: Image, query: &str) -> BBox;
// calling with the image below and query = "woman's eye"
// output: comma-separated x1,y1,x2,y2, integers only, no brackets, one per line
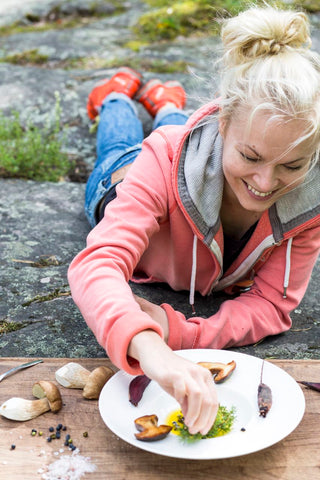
284,164,303,171
240,152,258,162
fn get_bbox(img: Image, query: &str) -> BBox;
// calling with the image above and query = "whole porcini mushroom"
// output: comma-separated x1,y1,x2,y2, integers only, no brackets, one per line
55,362,114,399
0,380,62,421
32,380,62,413
197,360,236,383
134,414,172,442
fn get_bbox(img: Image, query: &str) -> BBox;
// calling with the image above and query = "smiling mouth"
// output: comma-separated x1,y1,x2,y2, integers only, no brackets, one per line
246,183,274,198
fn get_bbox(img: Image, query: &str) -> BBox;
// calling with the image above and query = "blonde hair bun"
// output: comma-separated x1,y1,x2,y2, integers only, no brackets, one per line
221,7,311,66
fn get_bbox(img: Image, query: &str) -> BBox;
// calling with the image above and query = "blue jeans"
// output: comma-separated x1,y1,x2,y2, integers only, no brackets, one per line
85,92,189,227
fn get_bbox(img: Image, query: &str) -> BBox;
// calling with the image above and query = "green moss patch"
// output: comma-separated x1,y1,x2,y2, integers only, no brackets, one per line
22,288,71,307
133,1,221,42
67,55,190,73
292,0,320,12
11,255,61,268
0,1,126,37
0,49,48,66
0,93,72,182
0,320,25,334
133,0,318,45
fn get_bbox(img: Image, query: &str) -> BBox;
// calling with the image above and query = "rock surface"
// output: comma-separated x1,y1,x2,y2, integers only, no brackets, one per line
0,0,319,359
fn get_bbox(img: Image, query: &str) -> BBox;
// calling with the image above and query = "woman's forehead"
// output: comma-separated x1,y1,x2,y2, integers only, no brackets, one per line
231,109,312,146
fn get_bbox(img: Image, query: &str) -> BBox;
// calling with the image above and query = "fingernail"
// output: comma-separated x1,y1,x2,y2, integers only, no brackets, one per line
188,425,197,434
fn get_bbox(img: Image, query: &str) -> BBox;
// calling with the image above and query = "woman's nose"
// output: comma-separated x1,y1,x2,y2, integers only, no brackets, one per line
252,165,278,192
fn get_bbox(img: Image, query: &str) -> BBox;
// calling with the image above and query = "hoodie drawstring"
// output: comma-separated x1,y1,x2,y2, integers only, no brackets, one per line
283,237,293,298
189,235,198,314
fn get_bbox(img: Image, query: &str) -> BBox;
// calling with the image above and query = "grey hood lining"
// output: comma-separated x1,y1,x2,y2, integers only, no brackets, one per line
177,118,224,244
274,163,320,234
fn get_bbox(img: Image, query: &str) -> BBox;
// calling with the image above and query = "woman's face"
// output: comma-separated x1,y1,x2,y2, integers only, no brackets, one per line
219,109,313,214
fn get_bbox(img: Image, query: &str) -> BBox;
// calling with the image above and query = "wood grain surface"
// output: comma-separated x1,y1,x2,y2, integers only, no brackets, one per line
0,358,319,480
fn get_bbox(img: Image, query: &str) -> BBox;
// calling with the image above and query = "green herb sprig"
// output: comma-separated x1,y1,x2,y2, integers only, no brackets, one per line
172,405,236,443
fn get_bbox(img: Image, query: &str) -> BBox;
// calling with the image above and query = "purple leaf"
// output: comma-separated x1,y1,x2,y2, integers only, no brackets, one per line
298,381,320,392
129,375,151,406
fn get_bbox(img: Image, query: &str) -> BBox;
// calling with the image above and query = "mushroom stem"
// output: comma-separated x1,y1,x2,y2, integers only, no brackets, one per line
0,397,50,421
83,366,114,399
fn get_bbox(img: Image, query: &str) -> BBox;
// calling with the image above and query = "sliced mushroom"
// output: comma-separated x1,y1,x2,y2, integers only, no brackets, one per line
32,380,62,413
197,360,236,383
134,414,172,442
55,362,114,399
0,381,62,421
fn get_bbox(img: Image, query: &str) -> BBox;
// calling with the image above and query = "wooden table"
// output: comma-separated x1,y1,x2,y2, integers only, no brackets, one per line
0,358,319,480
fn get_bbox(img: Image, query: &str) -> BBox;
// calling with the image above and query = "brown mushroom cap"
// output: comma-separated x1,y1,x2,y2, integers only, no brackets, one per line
83,366,114,399
197,360,236,383
134,414,172,442
32,380,62,413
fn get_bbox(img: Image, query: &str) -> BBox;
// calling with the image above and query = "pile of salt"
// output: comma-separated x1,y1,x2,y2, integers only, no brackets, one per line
41,452,96,480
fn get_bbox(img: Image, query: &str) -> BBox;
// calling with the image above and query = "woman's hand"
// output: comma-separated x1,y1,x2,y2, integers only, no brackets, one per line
128,330,218,435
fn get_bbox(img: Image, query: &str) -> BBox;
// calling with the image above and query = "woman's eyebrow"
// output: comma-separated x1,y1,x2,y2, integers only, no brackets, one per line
283,157,306,165
239,144,261,158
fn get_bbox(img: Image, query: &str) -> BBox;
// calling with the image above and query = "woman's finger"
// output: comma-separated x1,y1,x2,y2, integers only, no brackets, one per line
182,379,203,433
197,376,219,435
183,368,218,435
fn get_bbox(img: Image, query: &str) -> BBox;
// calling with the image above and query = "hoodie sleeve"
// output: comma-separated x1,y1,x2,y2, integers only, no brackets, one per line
68,134,175,375
162,223,320,350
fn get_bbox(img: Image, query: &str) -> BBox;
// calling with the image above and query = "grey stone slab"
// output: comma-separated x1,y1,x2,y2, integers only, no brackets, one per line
0,179,319,358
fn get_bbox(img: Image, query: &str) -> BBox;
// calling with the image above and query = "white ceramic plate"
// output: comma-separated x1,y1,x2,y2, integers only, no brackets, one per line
99,349,305,459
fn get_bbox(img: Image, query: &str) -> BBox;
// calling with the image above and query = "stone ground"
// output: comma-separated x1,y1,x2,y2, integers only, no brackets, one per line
0,0,319,359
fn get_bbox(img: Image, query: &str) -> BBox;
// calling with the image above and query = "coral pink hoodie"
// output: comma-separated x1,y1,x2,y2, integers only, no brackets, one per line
68,102,320,375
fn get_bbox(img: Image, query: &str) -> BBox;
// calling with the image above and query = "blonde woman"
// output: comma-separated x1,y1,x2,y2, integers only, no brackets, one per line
69,6,320,434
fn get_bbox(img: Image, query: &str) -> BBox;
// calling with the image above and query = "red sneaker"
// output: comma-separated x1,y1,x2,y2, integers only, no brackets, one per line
87,67,143,121
136,79,186,117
